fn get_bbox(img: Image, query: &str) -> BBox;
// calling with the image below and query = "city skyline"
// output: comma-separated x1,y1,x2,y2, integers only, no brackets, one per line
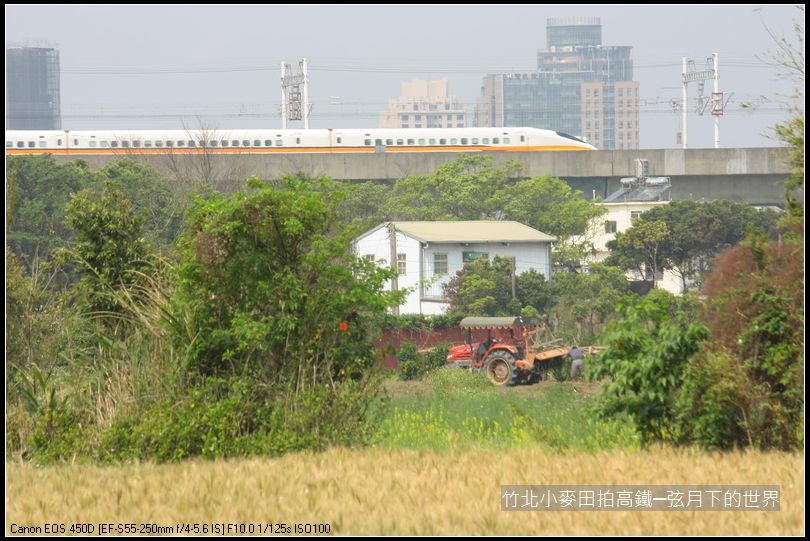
5,5,802,149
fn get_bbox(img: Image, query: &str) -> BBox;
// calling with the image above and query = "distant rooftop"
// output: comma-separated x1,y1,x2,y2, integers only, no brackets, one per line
358,221,556,243
547,17,601,27
603,184,671,203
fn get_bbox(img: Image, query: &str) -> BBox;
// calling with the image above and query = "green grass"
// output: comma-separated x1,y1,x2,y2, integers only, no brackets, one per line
374,369,640,452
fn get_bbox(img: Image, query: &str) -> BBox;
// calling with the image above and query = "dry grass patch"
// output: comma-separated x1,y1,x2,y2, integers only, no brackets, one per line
7,447,803,535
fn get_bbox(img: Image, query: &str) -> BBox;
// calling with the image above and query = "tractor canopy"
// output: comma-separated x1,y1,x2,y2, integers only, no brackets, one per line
459,316,538,330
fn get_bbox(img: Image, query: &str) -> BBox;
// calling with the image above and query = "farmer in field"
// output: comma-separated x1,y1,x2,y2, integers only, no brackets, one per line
569,345,585,379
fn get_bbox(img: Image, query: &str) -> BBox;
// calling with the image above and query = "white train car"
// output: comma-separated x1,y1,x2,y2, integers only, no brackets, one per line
6,127,596,155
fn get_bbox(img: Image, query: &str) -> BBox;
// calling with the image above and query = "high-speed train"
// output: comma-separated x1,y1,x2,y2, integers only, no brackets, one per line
6,127,596,155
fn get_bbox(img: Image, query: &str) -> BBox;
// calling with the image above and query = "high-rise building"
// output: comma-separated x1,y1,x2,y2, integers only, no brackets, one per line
380,78,466,129
475,17,639,149
7,46,62,130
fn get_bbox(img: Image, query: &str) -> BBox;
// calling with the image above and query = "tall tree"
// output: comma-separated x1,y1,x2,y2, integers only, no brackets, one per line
387,154,518,220
7,156,96,266
61,180,147,313
504,175,606,262
639,200,780,291
606,220,669,288
176,177,402,380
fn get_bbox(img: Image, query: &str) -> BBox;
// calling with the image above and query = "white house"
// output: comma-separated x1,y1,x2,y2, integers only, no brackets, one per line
354,221,556,315
584,178,684,295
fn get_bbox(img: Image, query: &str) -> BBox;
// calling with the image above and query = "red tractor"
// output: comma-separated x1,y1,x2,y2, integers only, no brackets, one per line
446,316,571,386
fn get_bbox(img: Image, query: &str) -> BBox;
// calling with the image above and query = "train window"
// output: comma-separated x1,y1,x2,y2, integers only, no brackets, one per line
122,141,131,148
166,141,174,148
418,138,425,145
188,141,196,147
210,140,218,147
450,138,457,144
57,139,62,146
6,141,12,148
364,139,371,146
428,138,436,145
111,141,119,148
176,141,184,147
74,138,79,146
493,138,500,144
17,141,24,148
254,140,261,147
439,139,446,145
39,141,48,148
375,139,382,146
461,138,468,145
336,137,342,144
89,141,97,148
520,135,525,142
155,140,163,147
242,140,250,147
472,138,478,144
396,139,403,145
482,138,490,144
101,141,109,148
296,137,301,144
407,139,414,145
385,139,393,146
275,139,283,147
265,140,273,146
144,141,152,148
221,140,229,147
504,137,510,144
232,140,239,147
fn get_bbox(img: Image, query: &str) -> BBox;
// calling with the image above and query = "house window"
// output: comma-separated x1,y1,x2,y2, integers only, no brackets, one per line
363,254,375,263
630,211,643,222
433,253,448,276
397,253,407,275
605,221,617,234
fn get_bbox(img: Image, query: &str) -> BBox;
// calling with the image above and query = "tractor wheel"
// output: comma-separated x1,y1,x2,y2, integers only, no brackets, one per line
483,350,519,387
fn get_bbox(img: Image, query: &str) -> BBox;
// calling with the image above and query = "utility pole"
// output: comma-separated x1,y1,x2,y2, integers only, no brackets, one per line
682,52,725,149
712,52,721,149
280,61,287,129
388,222,399,316
682,57,688,149
510,256,517,301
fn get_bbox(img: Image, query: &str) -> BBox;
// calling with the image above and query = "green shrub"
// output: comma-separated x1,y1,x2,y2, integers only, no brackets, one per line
398,343,450,381
102,375,384,462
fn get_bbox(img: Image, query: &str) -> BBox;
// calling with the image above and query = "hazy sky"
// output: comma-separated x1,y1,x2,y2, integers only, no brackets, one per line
5,4,803,149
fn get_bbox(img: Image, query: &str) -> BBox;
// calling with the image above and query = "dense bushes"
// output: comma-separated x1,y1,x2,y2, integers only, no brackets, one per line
6,171,403,463
589,229,804,451
102,377,384,462
398,342,450,380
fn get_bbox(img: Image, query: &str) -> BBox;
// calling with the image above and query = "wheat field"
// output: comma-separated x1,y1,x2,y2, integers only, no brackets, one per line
6,447,803,536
